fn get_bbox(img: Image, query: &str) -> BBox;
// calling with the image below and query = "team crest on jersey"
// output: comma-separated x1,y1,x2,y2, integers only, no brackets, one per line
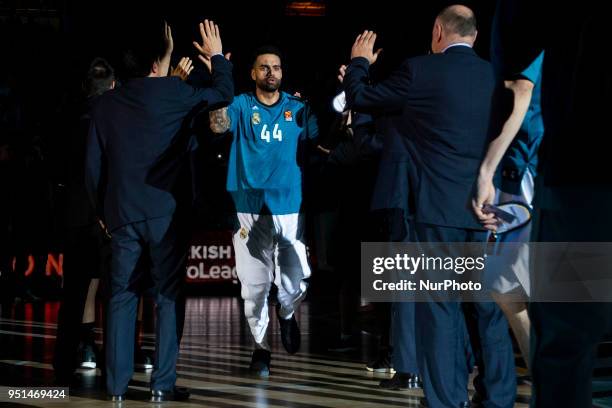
239,227,249,239
284,111,293,121
252,112,261,125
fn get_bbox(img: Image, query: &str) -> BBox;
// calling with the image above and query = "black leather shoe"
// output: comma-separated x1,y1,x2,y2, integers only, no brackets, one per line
249,349,271,377
379,372,422,390
276,303,300,354
150,387,190,402
108,394,125,402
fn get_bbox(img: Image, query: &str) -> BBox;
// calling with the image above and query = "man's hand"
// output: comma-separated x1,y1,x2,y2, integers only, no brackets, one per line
199,52,231,74
472,174,500,232
171,57,194,81
98,218,112,240
351,30,382,64
159,22,174,76
337,65,347,83
193,20,223,65
164,21,174,56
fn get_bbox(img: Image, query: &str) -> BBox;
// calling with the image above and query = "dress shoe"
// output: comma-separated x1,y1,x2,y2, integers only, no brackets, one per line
379,372,422,390
276,303,300,354
249,349,271,377
150,387,190,402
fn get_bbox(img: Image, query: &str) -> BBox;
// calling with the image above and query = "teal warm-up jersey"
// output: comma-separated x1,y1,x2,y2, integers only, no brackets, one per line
226,91,318,214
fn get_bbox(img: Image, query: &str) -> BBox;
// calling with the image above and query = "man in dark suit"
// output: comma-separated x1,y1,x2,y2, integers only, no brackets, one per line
86,20,233,401
344,5,515,407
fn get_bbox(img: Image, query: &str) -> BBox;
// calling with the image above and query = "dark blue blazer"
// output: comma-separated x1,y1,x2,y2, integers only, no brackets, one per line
345,46,496,230
86,55,233,231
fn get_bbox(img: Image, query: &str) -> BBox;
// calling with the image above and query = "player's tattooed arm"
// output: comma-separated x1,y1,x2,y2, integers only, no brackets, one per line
209,107,231,133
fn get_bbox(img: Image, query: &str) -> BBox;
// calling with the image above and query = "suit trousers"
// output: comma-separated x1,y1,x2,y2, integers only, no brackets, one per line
412,222,516,408
105,215,187,395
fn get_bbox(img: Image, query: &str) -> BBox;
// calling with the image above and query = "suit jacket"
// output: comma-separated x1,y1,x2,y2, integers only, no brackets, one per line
345,46,497,230
86,55,233,231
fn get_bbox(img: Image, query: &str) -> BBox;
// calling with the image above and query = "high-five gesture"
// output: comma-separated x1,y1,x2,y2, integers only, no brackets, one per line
193,20,223,63
350,30,382,65
171,57,194,81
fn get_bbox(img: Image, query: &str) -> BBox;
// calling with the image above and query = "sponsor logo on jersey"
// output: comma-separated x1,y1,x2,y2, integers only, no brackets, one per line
284,110,293,122
252,105,259,110
252,112,261,125
239,227,249,239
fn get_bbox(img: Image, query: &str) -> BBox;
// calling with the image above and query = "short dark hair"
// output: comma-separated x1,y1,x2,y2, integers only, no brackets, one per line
252,45,283,66
85,57,115,98
437,5,477,37
122,18,167,78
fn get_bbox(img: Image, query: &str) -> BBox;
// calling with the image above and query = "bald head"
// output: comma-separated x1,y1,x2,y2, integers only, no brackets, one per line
431,4,478,53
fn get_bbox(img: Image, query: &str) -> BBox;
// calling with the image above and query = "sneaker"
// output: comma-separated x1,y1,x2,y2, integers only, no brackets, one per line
135,346,154,370
366,351,396,374
379,372,422,390
249,349,271,377
276,304,300,354
79,343,97,369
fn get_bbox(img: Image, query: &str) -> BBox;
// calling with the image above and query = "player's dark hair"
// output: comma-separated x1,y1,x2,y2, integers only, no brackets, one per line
85,57,115,98
252,45,283,66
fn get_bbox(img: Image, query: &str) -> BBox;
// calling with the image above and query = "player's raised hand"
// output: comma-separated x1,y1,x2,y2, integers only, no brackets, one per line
199,52,231,74
171,57,194,81
193,20,223,62
351,30,382,65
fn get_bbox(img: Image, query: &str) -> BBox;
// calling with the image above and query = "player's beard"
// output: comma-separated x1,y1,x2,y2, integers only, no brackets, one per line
257,76,281,93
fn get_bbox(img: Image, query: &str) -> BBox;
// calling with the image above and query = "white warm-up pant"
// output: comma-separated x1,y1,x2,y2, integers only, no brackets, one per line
233,212,311,350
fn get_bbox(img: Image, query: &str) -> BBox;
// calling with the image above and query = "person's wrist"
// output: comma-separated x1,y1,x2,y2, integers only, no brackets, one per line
350,55,369,63
478,166,494,182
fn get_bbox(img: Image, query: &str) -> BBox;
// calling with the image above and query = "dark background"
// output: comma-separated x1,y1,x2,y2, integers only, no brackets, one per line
0,0,496,125
0,0,496,232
